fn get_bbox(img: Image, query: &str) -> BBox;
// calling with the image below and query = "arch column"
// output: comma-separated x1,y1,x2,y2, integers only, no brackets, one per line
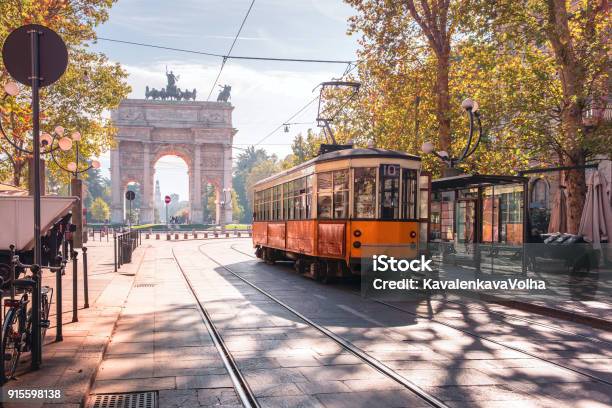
139,142,154,223
110,147,123,223
222,145,233,224
191,145,203,223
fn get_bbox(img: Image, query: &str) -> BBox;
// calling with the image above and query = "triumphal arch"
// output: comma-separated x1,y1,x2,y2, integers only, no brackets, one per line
109,97,235,224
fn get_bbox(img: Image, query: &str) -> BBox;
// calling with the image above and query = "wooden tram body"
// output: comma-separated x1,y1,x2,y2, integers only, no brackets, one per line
252,148,429,280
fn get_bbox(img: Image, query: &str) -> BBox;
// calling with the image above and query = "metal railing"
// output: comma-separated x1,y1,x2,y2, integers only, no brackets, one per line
114,229,140,271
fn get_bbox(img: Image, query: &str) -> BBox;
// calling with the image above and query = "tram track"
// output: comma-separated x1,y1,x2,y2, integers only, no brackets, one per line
225,241,612,387
194,242,450,408
229,243,611,346
171,247,260,408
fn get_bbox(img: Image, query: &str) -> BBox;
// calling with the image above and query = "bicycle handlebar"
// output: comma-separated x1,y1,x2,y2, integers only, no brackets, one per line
12,256,64,273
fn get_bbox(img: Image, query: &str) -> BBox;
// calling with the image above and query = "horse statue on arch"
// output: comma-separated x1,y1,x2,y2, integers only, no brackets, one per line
217,85,231,102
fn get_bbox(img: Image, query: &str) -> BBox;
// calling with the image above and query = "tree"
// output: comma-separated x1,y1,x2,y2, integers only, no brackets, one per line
233,146,273,222
474,0,611,232
282,129,326,168
346,0,466,156
245,158,281,216
231,189,244,222
84,167,110,208
89,197,109,223
0,0,131,187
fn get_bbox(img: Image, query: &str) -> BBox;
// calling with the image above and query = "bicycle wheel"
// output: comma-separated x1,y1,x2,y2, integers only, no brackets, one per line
2,306,23,379
40,287,52,340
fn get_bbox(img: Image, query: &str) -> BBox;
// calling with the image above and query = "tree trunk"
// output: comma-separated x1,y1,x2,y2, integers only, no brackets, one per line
563,109,587,234
435,54,452,153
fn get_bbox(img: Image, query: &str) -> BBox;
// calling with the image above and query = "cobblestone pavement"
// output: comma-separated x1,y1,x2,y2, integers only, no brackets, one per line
171,238,610,408
4,237,610,407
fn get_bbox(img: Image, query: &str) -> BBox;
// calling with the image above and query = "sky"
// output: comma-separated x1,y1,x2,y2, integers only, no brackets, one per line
92,0,359,200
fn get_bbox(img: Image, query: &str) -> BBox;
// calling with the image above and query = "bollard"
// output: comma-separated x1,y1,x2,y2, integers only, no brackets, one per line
146,233,150,239
72,250,78,322
0,278,4,384
156,233,160,240
214,233,218,238
55,258,64,342
31,264,42,369
82,247,89,308
226,232,230,238
204,232,208,238
237,232,241,237
194,232,198,238
184,233,188,239
113,233,118,272
166,233,171,241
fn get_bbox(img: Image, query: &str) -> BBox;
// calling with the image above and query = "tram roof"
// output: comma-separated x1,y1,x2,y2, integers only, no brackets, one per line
431,174,528,191
255,148,421,187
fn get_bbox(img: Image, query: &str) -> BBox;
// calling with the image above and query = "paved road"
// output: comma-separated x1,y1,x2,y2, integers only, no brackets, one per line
86,238,611,408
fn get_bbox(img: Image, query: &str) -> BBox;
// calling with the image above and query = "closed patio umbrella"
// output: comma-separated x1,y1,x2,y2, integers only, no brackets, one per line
548,186,567,233
579,170,612,262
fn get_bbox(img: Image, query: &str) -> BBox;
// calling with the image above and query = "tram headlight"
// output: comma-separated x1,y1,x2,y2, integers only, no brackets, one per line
353,229,362,237
353,241,361,248
410,231,417,239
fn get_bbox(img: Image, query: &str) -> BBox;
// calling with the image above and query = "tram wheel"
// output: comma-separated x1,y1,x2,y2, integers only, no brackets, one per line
317,261,331,284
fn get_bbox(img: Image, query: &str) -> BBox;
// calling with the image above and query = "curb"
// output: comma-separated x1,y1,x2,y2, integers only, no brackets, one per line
471,292,612,332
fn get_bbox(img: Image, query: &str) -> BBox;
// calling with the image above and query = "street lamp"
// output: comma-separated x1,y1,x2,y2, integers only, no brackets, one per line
1,82,76,182
421,98,484,176
48,129,101,178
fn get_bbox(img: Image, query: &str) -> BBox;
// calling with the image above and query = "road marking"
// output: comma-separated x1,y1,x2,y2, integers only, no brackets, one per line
313,294,326,300
338,304,386,326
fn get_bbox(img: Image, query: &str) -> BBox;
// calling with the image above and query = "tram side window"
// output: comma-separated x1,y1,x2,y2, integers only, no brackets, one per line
283,183,289,220
333,170,349,219
272,185,281,220
380,164,400,219
254,190,262,221
401,169,417,219
263,188,271,221
354,167,376,218
305,175,313,219
294,177,305,219
317,171,333,219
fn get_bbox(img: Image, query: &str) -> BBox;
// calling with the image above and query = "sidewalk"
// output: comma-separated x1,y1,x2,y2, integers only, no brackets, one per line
87,244,240,407
2,241,144,408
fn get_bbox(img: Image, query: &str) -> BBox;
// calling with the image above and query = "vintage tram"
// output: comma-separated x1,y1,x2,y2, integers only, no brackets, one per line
252,146,430,281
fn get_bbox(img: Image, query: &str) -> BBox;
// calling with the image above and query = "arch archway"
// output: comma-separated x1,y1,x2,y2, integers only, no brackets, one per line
110,99,235,225
153,154,190,224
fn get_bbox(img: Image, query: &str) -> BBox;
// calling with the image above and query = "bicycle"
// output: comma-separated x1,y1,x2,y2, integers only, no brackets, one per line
2,256,62,380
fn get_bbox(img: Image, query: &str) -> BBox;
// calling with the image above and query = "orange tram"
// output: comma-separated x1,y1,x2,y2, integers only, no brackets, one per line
252,146,431,281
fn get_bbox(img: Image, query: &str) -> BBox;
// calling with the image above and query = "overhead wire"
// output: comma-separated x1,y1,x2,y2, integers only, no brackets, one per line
207,0,256,100
95,37,355,64
251,59,363,147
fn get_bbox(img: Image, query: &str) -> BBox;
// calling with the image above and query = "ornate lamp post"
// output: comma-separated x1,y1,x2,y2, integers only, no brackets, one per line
48,129,101,178
421,98,484,177
1,82,77,189
48,129,101,248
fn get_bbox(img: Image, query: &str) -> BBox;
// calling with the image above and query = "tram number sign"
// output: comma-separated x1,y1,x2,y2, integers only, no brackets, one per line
164,195,171,204
381,164,400,178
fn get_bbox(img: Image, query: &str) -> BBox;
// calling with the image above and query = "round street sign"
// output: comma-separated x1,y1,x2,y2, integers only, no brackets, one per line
2,24,68,87
164,195,171,204
125,190,136,201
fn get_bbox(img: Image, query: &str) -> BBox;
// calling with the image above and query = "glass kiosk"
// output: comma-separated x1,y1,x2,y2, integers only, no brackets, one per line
429,174,529,274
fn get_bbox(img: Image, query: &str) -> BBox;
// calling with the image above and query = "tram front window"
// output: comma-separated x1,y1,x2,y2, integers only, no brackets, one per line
354,167,376,218
380,164,400,219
